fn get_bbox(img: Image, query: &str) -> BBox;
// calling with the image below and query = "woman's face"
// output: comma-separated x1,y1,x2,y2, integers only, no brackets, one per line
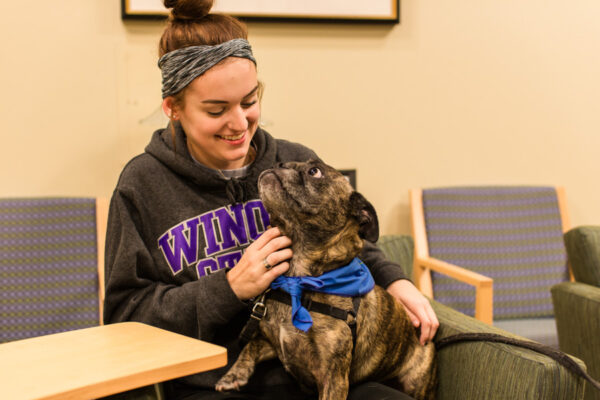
167,57,260,171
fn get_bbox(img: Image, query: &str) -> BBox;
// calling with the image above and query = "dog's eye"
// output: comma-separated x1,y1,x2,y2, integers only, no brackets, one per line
308,167,322,178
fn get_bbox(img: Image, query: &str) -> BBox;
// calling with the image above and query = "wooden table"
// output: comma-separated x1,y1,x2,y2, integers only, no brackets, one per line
0,322,227,400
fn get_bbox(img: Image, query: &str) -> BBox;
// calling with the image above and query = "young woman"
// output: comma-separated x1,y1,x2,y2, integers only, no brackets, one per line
104,1,438,399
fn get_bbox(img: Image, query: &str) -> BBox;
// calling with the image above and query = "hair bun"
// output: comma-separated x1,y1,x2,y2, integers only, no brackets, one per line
164,0,213,21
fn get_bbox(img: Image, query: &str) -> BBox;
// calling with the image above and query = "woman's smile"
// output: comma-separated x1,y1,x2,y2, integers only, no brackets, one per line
217,131,247,144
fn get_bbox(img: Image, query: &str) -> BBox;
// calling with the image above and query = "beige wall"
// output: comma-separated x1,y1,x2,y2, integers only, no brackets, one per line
2,1,600,235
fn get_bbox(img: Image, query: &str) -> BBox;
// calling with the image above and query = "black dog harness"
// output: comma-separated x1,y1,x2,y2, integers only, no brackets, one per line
239,289,362,349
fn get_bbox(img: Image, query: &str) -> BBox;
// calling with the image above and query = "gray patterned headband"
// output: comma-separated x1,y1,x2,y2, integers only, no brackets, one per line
158,38,256,98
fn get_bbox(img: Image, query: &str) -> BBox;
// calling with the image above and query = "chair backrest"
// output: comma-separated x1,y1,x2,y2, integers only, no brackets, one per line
564,226,600,287
0,197,108,343
418,186,570,320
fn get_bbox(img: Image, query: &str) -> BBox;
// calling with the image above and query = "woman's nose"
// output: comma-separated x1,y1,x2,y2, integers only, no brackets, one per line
227,106,249,131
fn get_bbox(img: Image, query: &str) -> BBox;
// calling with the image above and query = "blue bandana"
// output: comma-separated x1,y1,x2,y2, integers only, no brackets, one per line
270,258,375,332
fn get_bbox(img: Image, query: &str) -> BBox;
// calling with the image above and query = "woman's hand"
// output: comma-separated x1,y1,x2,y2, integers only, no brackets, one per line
227,227,292,301
386,279,439,345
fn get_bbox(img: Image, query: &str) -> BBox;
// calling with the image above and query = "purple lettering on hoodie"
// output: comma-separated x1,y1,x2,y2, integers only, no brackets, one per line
199,211,221,255
218,251,242,270
158,199,272,276
244,200,270,240
196,258,219,277
215,204,247,250
158,218,200,274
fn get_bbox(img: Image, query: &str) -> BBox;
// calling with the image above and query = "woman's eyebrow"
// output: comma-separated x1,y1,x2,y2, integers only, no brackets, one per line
202,85,259,104
243,85,260,99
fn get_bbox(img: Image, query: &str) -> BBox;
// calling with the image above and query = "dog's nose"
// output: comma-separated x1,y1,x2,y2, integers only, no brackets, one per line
276,162,286,168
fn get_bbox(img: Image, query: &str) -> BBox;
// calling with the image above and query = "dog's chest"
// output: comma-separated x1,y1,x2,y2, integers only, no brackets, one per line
259,297,356,374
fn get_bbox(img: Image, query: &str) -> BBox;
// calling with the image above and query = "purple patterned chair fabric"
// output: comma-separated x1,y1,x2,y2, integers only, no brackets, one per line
422,187,569,321
0,198,100,343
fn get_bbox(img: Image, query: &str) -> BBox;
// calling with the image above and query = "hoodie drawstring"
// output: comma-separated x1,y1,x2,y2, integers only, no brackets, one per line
225,179,251,204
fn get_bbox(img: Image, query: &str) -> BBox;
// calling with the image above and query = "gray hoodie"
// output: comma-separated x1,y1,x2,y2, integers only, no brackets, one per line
103,124,407,391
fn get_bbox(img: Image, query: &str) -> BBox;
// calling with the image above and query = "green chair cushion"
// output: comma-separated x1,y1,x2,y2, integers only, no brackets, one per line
434,300,585,400
376,234,414,277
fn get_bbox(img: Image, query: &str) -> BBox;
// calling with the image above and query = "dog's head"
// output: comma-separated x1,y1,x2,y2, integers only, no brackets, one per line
258,160,378,273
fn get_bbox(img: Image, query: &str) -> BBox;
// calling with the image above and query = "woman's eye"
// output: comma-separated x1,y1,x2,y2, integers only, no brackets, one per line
207,109,225,116
241,100,258,108
308,167,322,178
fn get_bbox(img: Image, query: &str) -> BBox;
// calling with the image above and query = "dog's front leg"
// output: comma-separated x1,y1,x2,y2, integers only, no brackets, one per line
215,337,276,392
318,373,349,400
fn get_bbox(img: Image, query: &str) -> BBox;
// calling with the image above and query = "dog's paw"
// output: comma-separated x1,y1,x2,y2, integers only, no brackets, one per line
215,373,248,392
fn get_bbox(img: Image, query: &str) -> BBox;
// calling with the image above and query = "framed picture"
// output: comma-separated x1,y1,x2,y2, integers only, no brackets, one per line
122,0,399,23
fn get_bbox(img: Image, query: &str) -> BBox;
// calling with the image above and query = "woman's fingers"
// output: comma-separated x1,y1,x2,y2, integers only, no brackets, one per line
227,227,293,300
403,305,420,327
253,227,288,249
262,234,292,255
265,261,290,279
386,279,440,345
264,247,293,269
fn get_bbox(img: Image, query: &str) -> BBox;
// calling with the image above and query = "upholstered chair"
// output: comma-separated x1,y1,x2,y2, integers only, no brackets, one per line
409,186,571,347
552,226,600,400
0,197,108,342
378,234,586,400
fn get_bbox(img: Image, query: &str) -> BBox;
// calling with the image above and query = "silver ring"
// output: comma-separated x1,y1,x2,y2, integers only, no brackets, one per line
263,257,273,270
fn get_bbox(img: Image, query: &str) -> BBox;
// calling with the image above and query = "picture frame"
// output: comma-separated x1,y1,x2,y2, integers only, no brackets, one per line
122,0,399,24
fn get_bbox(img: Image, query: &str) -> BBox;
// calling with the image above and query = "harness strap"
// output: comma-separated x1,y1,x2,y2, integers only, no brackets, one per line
238,291,268,345
238,290,363,348
269,290,349,320
348,296,361,347
269,289,361,347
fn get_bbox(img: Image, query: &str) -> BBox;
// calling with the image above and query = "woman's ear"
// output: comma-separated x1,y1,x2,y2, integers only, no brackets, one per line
162,97,178,120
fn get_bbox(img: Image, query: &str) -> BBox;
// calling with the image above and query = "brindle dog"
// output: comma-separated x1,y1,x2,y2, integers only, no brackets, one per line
216,160,437,400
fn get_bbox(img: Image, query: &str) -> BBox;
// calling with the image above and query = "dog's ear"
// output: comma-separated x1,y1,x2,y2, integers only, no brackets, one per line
349,192,379,243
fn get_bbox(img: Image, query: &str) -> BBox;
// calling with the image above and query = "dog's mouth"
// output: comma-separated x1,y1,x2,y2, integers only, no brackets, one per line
258,169,283,195
258,169,304,214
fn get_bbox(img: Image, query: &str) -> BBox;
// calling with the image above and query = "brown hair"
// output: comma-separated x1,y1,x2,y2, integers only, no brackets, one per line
160,0,248,56
160,0,251,147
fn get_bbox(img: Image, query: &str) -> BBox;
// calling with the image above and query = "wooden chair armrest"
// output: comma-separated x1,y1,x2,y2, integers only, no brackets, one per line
414,256,494,324
419,256,493,286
